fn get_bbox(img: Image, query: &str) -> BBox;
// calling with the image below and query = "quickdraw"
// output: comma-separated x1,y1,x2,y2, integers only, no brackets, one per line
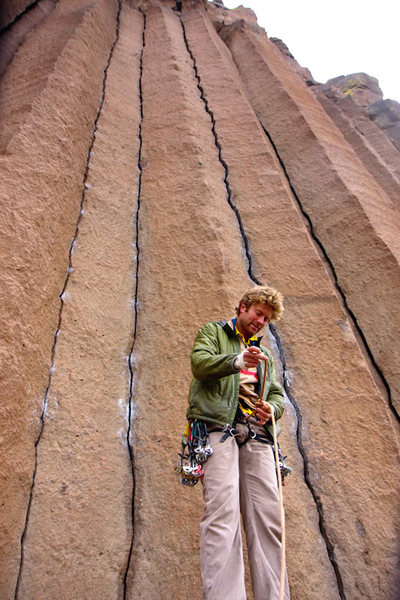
176,420,213,486
276,442,292,485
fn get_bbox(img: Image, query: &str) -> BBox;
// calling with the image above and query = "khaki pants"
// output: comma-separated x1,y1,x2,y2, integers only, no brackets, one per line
200,427,290,600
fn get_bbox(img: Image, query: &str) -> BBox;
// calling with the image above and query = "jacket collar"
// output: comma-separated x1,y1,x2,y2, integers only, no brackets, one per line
218,320,263,346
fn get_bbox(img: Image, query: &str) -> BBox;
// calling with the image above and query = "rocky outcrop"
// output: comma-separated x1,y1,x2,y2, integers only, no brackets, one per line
271,42,400,169
317,74,400,153
367,98,400,152
1,1,399,599
319,73,383,107
314,91,400,204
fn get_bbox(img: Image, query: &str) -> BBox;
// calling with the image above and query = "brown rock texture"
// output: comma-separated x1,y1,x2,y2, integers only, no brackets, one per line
0,0,58,79
314,91,400,207
0,1,399,599
219,17,400,419
317,74,400,155
269,47,400,186
0,0,33,30
319,73,383,108
367,98,400,152
0,0,121,595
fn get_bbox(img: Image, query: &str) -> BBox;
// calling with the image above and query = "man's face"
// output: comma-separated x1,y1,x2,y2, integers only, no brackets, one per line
236,302,273,339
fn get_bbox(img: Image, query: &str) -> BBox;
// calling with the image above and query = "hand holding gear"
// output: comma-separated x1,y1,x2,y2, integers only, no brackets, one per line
255,400,275,425
234,346,268,370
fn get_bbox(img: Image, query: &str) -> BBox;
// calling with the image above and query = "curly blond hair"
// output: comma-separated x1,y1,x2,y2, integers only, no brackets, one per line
236,285,284,322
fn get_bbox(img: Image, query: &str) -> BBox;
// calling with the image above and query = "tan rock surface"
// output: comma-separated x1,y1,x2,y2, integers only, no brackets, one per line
0,0,119,595
125,4,249,598
0,0,57,78
0,1,399,599
314,91,400,206
219,18,400,417
0,0,33,30
15,4,142,596
269,42,400,196
181,5,399,598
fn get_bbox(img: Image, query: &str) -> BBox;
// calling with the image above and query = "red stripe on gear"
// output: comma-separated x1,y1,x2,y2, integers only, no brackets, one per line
240,369,259,380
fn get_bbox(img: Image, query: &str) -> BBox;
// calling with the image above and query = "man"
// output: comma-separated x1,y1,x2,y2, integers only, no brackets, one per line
187,285,289,600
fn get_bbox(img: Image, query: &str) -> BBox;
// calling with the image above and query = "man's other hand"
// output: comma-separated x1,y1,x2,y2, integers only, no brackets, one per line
255,400,274,425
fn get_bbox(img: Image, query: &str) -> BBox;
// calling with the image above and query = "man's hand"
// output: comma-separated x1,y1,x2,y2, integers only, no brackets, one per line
255,400,274,425
235,346,268,369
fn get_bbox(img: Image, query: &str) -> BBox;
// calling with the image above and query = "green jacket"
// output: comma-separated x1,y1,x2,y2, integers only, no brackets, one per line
187,320,284,438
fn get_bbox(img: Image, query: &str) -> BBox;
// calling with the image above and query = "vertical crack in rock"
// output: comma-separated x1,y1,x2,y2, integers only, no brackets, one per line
269,324,346,600
261,123,398,424
180,15,346,600
13,3,122,598
0,0,59,78
0,0,42,34
179,16,255,283
122,9,146,599
259,114,400,596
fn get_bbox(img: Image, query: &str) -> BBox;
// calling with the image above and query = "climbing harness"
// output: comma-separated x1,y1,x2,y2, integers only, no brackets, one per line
218,418,292,483
176,420,213,486
219,348,292,484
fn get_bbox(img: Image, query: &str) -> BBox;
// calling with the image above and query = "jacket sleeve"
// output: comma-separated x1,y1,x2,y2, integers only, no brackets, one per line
191,322,238,382
263,351,285,420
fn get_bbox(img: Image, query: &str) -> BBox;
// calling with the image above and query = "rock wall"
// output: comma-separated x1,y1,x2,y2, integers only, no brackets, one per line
367,99,400,153
0,0,33,30
217,15,400,417
0,1,399,599
316,74,400,154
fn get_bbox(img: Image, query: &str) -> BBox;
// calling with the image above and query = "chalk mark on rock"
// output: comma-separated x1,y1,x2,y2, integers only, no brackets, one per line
122,7,146,600
13,1,123,597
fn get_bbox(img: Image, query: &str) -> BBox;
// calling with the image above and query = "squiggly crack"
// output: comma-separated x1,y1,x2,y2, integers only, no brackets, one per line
13,2,123,597
122,7,146,600
179,13,346,600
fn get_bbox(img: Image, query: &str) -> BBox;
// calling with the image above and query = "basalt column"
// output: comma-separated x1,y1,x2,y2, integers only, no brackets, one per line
0,0,119,595
124,4,251,598
218,17,400,417
179,4,399,599
313,91,400,207
13,3,143,599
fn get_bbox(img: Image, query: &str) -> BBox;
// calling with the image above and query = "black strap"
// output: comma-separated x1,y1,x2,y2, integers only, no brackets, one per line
252,433,273,445
219,425,237,443
218,421,273,447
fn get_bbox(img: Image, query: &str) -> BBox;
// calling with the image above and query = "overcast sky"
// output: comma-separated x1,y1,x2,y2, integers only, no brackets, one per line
221,0,400,103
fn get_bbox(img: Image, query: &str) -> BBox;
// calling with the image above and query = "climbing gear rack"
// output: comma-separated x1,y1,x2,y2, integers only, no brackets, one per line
176,420,213,486
277,443,292,484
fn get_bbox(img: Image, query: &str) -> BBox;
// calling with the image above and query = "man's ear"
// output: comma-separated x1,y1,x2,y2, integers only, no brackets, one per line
239,301,246,314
